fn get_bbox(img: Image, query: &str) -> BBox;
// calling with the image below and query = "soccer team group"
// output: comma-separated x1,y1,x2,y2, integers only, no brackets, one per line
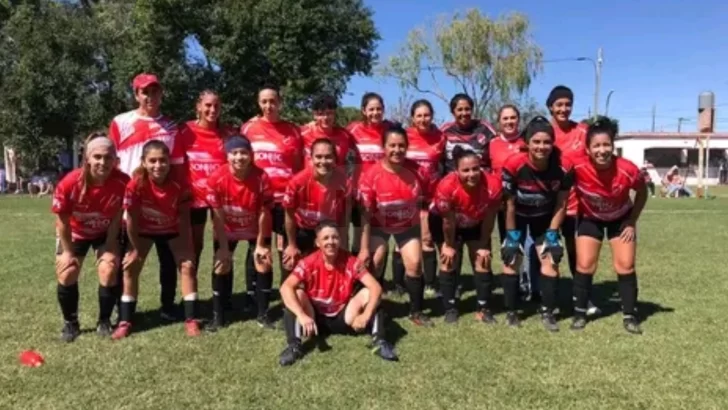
51,73,647,366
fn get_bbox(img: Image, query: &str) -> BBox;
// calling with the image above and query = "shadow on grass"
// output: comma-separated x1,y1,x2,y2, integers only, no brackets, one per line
590,280,675,324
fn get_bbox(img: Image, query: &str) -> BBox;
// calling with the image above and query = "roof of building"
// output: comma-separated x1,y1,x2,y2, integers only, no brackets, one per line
616,132,728,141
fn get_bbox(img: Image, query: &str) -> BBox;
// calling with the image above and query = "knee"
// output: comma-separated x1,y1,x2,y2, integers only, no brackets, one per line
613,261,635,275
576,260,597,275
357,288,371,307
57,266,80,285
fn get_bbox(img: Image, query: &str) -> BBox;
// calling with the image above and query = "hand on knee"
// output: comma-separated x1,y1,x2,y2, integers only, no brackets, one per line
474,249,492,272
57,266,80,286
96,254,117,278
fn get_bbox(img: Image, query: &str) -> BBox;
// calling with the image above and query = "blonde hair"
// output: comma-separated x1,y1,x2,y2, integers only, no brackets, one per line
79,132,114,202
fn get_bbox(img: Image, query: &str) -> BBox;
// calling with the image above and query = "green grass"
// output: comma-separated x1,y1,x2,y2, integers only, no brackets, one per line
1,191,727,409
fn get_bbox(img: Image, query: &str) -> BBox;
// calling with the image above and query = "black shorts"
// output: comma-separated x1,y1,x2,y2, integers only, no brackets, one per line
56,236,107,258
212,237,273,253
315,309,352,335
515,215,552,246
139,233,179,247
272,204,285,236
190,207,211,226
577,216,631,241
428,213,482,244
372,225,421,249
350,205,362,228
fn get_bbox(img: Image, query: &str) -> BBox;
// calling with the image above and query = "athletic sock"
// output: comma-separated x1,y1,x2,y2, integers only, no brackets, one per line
256,271,273,315
212,274,226,317
368,309,385,341
283,309,302,345
540,275,557,313
119,295,137,323
392,251,405,287
57,283,79,322
183,293,198,321
422,250,437,288
404,275,424,314
98,285,116,322
245,246,256,293
473,271,494,310
573,271,593,318
438,270,456,310
618,272,638,317
501,273,519,312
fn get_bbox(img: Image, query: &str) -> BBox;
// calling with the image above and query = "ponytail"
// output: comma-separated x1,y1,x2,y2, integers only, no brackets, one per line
79,131,108,202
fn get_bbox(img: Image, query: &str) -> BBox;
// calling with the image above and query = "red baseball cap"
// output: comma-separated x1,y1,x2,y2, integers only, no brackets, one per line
132,73,161,90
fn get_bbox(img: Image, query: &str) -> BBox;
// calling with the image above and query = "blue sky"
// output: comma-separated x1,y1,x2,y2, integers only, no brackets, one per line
344,0,728,132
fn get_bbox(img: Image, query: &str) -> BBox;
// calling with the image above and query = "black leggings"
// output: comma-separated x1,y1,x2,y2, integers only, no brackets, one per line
562,215,577,277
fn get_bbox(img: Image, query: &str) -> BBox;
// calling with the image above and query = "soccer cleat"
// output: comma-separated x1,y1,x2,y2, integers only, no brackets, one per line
61,321,81,343
279,343,304,367
540,311,559,332
371,339,398,362
409,312,434,327
160,306,179,322
111,321,132,340
256,314,276,329
570,316,587,331
586,301,601,316
443,309,459,324
184,319,201,337
475,309,497,325
206,314,225,333
96,320,113,338
623,316,642,335
505,312,521,328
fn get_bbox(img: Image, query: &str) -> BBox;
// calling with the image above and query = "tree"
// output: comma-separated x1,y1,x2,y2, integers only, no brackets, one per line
379,9,542,120
336,106,361,127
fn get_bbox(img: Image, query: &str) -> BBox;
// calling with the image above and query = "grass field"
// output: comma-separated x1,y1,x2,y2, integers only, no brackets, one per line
1,191,728,409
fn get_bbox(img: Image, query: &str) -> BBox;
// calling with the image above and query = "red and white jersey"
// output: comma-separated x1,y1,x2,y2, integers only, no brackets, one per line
108,110,183,175
359,160,429,234
553,120,588,216
406,126,445,182
292,250,366,317
241,118,303,203
572,156,643,221
282,168,351,229
347,120,392,174
432,171,502,228
489,134,526,177
300,123,360,176
124,176,189,235
205,165,273,241
52,168,129,240
177,121,230,208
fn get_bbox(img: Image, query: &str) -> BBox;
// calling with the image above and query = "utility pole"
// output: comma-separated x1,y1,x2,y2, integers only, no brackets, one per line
593,47,603,120
677,117,689,132
651,104,656,132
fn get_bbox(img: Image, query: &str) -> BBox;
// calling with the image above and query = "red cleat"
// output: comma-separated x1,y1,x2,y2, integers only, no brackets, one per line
111,321,132,340
19,350,44,367
185,320,201,337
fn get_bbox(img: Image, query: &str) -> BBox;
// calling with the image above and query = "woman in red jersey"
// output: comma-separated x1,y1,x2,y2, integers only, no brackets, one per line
405,99,444,297
347,92,393,255
52,133,128,342
241,85,303,286
569,119,647,334
278,221,398,366
300,95,359,178
359,125,433,327
501,116,573,331
282,139,351,271
431,146,501,324
205,135,274,330
440,93,498,174
113,141,200,339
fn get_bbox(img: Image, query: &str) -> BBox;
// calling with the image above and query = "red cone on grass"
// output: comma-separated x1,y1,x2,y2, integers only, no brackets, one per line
19,350,44,367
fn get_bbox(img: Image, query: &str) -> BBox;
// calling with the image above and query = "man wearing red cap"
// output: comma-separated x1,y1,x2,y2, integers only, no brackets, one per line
108,73,186,321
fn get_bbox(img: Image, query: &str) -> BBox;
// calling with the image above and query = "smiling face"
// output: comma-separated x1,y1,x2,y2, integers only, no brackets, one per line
227,147,252,172
197,93,220,125
362,98,384,125
316,226,341,257
311,141,336,177
87,147,115,180
142,147,170,183
588,132,614,167
135,85,162,116
412,104,433,132
313,108,336,130
453,98,473,127
550,97,573,124
499,107,519,136
527,131,554,163
258,88,281,120
383,132,408,165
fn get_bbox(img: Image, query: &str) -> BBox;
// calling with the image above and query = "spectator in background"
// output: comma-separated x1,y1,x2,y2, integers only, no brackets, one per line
0,164,5,193
58,149,73,178
663,166,693,198
640,167,655,197
719,157,727,185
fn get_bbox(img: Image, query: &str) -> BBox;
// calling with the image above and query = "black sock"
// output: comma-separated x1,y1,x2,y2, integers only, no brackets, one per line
474,271,494,310
283,309,301,345
368,309,385,341
573,271,593,318
225,269,234,302
501,273,519,312
392,251,405,287
256,271,273,316
405,275,424,314
540,275,557,312
119,299,137,323
245,246,256,294
114,272,124,312
212,274,226,318
183,298,198,321
57,283,79,322
618,272,638,317
438,270,456,310
422,250,437,287
98,285,116,323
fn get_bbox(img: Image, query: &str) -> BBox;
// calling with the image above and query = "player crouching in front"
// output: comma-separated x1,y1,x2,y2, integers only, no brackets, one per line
112,140,200,339
570,118,647,334
278,221,398,366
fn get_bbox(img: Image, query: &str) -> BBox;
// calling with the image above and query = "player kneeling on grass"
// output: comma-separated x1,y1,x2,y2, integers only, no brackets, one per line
52,133,129,342
206,135,274,330
570,118,647,334
430,146,501,324
278,221,398,366
501,116,573,332
113,141,200,339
